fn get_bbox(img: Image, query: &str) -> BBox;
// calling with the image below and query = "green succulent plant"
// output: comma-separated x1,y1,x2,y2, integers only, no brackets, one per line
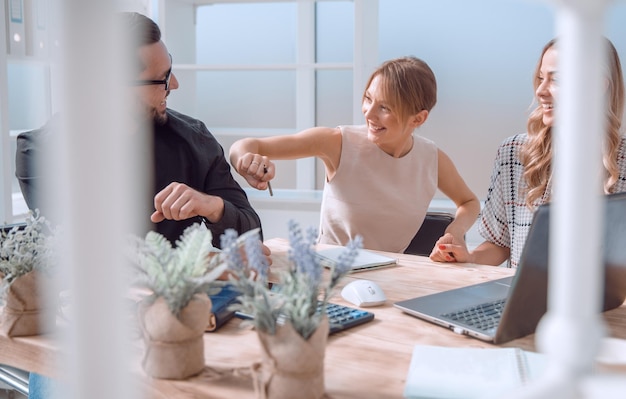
127,223,228,318
0,211,58,302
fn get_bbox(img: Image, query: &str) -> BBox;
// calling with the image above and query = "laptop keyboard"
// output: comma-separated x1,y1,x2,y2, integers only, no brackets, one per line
441,298,507,331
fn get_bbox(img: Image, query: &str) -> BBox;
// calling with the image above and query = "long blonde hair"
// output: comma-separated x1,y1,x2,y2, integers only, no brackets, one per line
521,38,625,208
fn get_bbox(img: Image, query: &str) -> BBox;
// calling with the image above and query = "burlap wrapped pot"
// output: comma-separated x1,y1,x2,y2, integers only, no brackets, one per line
138,292,211,380
0,270,55,337
253,317,329,399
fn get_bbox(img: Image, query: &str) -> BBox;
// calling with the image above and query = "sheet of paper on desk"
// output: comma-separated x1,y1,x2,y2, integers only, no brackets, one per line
403,345,548,399
317,247,398,272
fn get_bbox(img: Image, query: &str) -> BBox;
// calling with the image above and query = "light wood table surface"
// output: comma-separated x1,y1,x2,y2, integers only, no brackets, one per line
1,238,625,398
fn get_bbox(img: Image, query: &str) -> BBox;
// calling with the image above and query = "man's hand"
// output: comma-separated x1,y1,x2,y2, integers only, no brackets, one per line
151,182,225,223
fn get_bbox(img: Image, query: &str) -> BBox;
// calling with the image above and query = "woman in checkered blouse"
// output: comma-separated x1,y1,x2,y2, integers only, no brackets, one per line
432,37,626,267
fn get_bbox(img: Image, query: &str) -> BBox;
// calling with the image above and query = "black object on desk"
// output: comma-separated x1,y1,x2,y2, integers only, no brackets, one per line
324,302,375,334
206,285,241,332
404,212,454,256
235,302,375,335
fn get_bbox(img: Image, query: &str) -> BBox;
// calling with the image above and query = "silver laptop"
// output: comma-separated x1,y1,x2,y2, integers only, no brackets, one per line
317,247,398,272
394,192,626,344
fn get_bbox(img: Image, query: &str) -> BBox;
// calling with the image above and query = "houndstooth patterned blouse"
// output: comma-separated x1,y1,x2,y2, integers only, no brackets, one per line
478,133,626,268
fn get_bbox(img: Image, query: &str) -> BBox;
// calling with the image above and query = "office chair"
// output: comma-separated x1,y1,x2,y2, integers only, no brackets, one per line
404,212,455,256
1,222,27,235
15,118,55,214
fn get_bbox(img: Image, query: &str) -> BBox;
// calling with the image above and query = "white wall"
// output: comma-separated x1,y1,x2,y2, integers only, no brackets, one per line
378,0,555,199
171,0,626,202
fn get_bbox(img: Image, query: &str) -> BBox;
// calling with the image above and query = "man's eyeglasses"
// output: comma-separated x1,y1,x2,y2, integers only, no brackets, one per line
132,54,172,91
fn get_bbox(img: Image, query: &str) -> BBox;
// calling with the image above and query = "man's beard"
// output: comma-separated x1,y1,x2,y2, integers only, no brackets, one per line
152,107,168,126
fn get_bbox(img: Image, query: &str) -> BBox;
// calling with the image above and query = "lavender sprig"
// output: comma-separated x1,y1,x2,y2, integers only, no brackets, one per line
223,221,362,340
243,230,269,281
287,222,321,286
329,235,362,288
220,229,245,274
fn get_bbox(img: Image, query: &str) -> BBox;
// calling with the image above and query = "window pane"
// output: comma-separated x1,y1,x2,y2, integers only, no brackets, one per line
316,69,352,128
378,0,554,200
8,63,49,130
196,3,296,65
7,63,50,211
191,70,296,130
315,69,353,189
316,1,353,63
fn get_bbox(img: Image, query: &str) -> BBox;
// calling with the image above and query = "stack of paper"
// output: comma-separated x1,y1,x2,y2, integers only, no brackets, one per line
404,345,548,399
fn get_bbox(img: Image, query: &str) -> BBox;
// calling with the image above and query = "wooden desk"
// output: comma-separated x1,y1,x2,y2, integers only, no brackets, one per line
1,238,625,398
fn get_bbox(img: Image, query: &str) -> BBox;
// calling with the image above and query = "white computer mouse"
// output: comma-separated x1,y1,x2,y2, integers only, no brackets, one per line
341,279,387,307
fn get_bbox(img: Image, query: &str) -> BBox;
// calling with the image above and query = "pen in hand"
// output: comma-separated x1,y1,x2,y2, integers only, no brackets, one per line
263,165,273,196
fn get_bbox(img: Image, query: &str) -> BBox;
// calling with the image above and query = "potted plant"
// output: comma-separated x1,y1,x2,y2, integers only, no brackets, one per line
220,221,361,399
128,223,227,380
0,211,58,337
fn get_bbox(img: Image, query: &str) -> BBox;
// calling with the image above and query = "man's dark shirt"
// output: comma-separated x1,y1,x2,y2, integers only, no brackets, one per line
15,110,262,247
152,109,262,246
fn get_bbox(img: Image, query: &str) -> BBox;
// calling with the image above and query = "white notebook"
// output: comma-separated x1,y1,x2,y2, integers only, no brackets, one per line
317,247,398,272
404,344,548,399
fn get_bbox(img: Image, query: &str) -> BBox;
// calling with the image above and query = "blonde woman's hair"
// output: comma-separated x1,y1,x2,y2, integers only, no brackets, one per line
363,56,437,124
521,38,625,208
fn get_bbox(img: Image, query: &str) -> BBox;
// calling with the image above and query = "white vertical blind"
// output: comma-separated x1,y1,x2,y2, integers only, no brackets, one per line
0,1,12,222
54,1,140,398
512,0,626,396
539,0,607,370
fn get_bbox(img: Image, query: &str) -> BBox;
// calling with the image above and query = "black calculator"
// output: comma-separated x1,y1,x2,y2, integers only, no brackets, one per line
235,302,375,334
323,302,375,334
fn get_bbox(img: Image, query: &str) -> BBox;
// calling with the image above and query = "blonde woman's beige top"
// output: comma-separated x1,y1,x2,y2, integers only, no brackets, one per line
318,125,438,253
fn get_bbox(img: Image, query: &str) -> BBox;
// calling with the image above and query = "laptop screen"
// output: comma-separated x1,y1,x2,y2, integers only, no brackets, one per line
394,192,626,344
495,191,626,343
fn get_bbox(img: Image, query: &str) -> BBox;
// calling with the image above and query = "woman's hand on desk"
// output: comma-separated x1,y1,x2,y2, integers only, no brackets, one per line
429,233,470,263
431,238,511,266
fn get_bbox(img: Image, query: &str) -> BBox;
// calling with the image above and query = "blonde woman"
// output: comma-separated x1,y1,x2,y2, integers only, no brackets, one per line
434,38,626,267
230,56,480,254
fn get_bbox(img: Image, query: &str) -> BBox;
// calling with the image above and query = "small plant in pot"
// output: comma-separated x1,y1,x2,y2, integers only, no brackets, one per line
220,221,361,399
127,223,227,380
0,211,58,337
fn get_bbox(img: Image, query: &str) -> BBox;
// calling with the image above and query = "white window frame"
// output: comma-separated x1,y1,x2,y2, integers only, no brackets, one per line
0,0,54,223
157,0,377,190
